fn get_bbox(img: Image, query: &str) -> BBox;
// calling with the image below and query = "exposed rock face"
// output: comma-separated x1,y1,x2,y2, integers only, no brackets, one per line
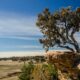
45,51,80,80
45,51,64,56
45,51,64,61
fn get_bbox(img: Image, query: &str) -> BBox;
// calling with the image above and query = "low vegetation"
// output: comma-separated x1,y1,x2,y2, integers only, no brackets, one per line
19,62,34,80
19,62,59,80
0,56,45,62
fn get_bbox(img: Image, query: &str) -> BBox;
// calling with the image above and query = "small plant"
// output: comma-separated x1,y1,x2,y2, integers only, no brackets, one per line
42,63,58,80
19,62,34,80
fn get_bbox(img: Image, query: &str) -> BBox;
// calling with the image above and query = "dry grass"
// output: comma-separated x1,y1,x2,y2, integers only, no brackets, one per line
0,60,24,80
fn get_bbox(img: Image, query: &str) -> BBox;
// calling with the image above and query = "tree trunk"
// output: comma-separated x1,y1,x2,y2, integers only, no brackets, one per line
58,44,74,52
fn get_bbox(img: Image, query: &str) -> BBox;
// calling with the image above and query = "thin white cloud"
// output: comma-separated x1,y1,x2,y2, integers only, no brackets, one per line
16,45,41,49
0,45,41,49
0,36,38,40
0,11,42,37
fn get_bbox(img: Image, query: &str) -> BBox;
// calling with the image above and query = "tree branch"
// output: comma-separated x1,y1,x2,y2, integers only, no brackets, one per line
58,44,74,52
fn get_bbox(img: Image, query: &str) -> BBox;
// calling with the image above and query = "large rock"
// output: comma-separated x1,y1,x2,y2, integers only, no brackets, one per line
45,51,64,60
45,51,80,80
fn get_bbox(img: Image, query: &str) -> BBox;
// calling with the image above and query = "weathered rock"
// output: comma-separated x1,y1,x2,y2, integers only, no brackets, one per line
46,51,80,80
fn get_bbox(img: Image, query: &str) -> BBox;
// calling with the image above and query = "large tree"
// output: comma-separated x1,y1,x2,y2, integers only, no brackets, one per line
36,7,80,53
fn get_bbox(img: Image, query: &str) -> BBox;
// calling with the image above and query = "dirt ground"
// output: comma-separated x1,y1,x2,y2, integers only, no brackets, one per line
0,60,24,80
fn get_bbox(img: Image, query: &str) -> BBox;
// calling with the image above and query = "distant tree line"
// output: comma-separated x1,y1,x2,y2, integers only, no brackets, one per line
0,56,46,62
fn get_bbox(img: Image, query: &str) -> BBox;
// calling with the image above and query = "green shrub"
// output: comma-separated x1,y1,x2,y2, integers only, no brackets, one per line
19,63,34,80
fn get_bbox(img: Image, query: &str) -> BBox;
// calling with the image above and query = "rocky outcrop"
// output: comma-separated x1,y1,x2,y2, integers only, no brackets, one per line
46,51,80,80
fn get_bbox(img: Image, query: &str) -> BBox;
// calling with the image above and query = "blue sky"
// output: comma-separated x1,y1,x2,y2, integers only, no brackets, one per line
0,0,80,15
0,0,80,52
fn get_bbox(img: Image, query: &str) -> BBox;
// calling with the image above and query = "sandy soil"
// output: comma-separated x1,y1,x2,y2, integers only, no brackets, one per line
0,60,24,80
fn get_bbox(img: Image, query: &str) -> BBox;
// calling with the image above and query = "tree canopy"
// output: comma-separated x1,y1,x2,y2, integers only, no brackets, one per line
36,7,80,53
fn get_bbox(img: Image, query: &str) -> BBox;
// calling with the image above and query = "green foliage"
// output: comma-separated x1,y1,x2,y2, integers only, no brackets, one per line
19,63,34,80
36,7,80,53
42,63,58,80
48,64,57,76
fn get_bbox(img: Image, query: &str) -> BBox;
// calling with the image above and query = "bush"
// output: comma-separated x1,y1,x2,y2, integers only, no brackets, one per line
19,62,34,80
